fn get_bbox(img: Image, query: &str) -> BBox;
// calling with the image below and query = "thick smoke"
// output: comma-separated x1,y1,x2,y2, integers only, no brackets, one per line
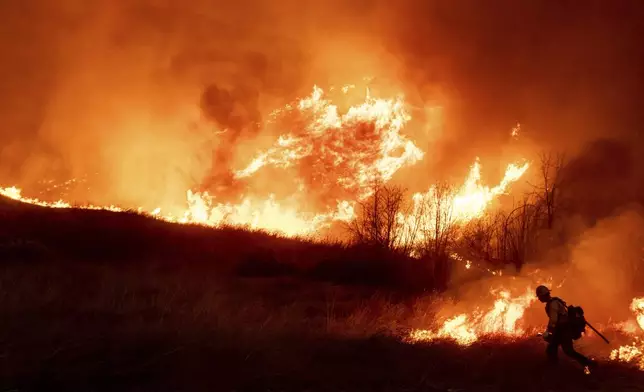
380,0,644,179
433,206,644,341
566,208,644,320
561,139,644,223
0,0,396,210
528,206,644,325
443,133,644,328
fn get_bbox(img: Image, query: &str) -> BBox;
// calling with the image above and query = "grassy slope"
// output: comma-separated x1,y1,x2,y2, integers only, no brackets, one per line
1,196,643,391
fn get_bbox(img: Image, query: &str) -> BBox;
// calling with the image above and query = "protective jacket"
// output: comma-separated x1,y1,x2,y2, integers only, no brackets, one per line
545,297,568,332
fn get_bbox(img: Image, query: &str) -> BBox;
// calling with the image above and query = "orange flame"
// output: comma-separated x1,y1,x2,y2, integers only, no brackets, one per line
449,159,529,223
611,297,644,370
0,186,123,212
632,297,644,331
398,159,530,245
408,287,536,346
1,85,529,238
235,85,424,198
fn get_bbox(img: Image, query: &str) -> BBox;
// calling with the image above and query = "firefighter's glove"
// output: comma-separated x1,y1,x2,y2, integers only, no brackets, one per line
542,331,552,342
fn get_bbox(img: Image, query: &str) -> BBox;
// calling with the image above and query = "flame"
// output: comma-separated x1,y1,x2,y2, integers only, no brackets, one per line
0,186,123,212
611,342,644,368
451,159,530,223
6,82,644,372
0,85,529,238
408,287,536,346
398,159,530,245
632,297,644,331
408,291,644,371
611,297,644,370
511,123,520,139
409,314,478,346
235,85,424,199
184,191,355,236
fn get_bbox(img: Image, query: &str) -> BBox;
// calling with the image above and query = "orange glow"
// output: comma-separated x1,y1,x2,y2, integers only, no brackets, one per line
611,297,644,370
1,85,529,238
398,159,530,245
407,287,536,346
0,186,123,212
235,85,424,199
4,82,644,371
632,297,644,331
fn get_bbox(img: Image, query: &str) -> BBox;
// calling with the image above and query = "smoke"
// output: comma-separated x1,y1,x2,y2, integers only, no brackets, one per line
564,207,644,321
561,138,644,223
380,0,644,175
442,205,644,334
0,0,396,209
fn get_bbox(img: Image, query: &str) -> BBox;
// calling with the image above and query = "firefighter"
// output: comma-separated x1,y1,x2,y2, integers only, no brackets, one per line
536,285,594,368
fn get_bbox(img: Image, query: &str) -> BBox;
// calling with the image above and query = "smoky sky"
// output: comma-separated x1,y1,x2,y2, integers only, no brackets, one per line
1,0,643,208
379,0,644,168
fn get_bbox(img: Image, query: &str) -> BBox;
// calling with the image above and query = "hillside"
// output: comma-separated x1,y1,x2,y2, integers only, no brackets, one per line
1,195,644,391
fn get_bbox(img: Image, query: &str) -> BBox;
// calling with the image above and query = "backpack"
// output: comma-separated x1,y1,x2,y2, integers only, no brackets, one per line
567,304,587,340
547,297,587,340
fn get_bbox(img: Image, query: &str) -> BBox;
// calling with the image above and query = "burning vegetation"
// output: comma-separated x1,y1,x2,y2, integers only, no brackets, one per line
611,298,644,370
0,85,529,237
2,1,644,389
408,287,537,346
2,83,644,374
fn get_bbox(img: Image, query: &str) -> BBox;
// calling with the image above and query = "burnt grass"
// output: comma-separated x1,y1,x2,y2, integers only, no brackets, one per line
1,197,644,391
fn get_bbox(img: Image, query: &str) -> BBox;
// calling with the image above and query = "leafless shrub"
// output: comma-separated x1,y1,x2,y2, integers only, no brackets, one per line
500,196,541,271
531,151,567,229
347,181,407,251
459,211,506,268
346,181,462,289
410,182,460,288
458,195,543,272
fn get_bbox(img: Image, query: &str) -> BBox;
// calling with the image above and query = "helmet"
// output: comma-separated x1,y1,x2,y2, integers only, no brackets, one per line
536,285,550,297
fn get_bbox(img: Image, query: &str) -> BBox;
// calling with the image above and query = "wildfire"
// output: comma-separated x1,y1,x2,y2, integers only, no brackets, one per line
397,159,530,246
234,85,424,200
446,159,529,223
184,191,356,236
407,289,644,372
4,81,644,373
0,84,529,238
611,297,644,370
408,287,536,346
511,123,521,139
632,297,644,331
0,186,123,212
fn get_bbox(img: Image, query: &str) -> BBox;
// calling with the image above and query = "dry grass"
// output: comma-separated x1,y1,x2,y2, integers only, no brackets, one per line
2,196,644,391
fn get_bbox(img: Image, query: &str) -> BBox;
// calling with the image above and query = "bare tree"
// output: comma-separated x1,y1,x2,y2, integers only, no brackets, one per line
427,182,458,259
459,194,544,272
532,152,567,229
413,182,460,288
500,196,541,271
395,194,425,256
348,182,407,251
456,151,569,272
460,211,505,267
